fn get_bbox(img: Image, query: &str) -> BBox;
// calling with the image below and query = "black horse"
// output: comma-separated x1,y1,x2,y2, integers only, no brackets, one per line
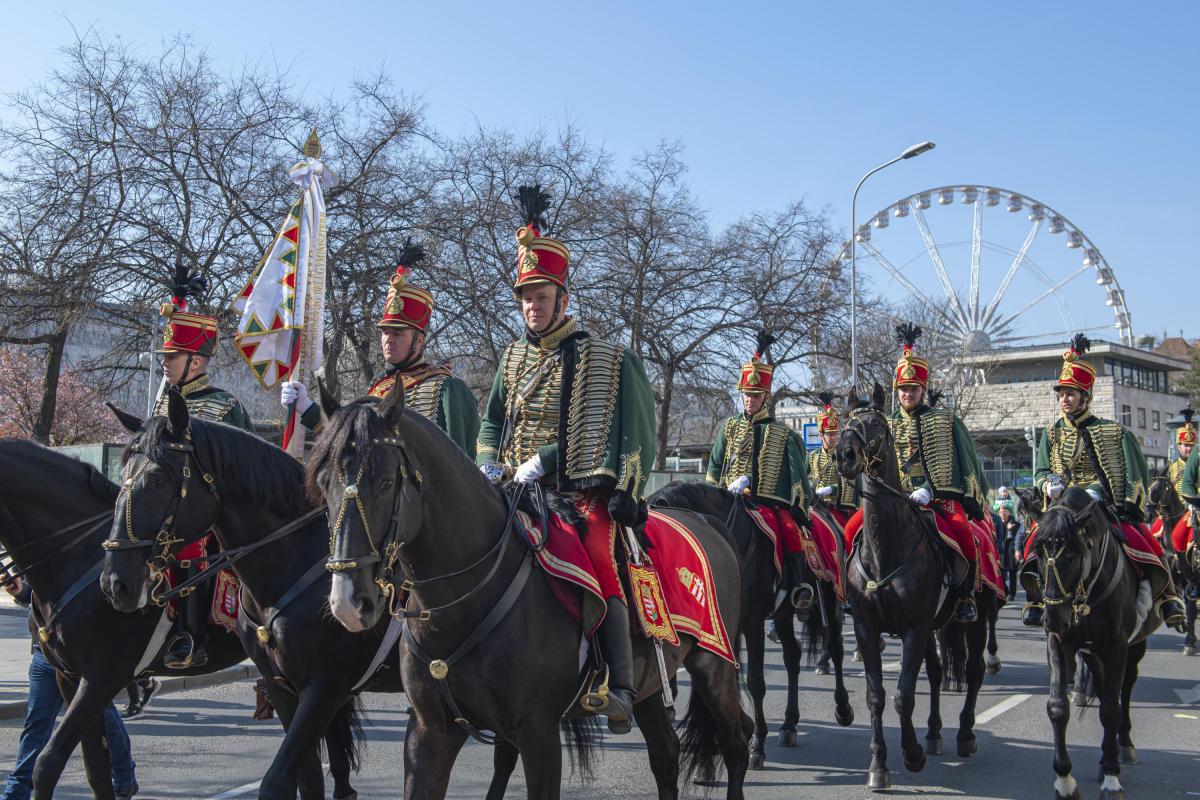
835,383,995,791
0,439,247,799
308,382,750,799
101,396,377,800
649,481,852,769
1028,488,1156,800
1146,474,1197,656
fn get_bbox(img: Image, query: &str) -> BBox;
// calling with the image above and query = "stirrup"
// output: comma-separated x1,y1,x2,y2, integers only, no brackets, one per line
955,598,978,623
1021,602,1044,627
162,633,195,670
580,664,611,713
790,583,815,612
1158,597,1187,628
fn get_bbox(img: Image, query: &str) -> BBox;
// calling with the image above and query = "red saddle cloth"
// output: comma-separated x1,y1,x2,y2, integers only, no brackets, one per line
163,536,240,630
518,506,736,665
743,503,845,602
968,519,1007,603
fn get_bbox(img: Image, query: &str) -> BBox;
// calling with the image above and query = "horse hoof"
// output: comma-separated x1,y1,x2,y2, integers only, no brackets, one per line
777,728,797,747
815,664,830,675
1072,691,1088,708
1184,644,1197,657
957,737,977,757
867,769,891,791
904,750,927,773
749,751,766,770
835,705,855,727
852,649,862,662
1119,744,1138,764
925,737,943,756
693,765,718,786
986,659,1002,675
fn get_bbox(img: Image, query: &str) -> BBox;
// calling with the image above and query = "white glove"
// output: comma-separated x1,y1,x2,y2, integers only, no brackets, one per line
816,485,834,498
729,475,751,494
909,486,933,505
280,381,313,413
1086,488,1102,502
1044,480,1064,500
514,454,546,484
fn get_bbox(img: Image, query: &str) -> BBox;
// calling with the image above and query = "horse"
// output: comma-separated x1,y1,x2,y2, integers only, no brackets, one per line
1146,474,1197,656
99,396,381,800
307,381,750,800
0,439,248,800
1027,487,1157,800
648,481,852,769
834,382,995,791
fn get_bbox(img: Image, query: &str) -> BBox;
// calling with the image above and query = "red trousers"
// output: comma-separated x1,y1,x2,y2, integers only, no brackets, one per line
574,495,625,604
844,499,978,561
1169,515,1193,553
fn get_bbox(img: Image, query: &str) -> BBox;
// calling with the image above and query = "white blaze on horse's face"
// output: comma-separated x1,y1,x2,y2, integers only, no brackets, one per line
329,573,366,632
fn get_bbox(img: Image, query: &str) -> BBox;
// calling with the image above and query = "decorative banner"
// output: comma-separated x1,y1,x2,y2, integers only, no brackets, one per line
233,130,336,456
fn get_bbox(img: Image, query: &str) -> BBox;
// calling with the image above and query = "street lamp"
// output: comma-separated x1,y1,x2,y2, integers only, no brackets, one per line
850,140,936,390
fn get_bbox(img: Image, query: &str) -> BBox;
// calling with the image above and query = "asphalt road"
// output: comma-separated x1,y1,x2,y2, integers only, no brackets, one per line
3,604,1199,799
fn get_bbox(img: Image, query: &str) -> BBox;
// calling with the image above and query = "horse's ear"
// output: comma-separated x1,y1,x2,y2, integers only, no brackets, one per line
316,377,340,421
165,388,190,438
871,381,886,409
846,386,861,411
106,403,144,433
376,373,405,430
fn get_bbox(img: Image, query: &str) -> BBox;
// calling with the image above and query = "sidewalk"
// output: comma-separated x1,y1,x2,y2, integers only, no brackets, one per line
0,604,255,721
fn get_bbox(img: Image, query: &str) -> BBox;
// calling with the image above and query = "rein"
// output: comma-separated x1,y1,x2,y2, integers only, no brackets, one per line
0,510,113,588
1038,510,1118,626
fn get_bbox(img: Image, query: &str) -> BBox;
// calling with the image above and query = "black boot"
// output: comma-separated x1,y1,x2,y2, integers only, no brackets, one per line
596,597,635,734
164,568,208,669
954,561,978,623
787,554,815,613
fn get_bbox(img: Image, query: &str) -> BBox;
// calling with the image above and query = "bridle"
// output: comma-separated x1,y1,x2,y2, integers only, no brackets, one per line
1037,505,1113,626
843,408,913,505
102,429,219,605
1146,476,1183,527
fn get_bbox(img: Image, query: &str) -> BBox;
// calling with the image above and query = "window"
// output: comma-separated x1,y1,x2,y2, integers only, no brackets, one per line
1137,408,1146,429
1153,410,1161,431
1121,404,1132,427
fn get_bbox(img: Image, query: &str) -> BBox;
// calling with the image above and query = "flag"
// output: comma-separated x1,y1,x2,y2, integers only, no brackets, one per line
233,129,336,456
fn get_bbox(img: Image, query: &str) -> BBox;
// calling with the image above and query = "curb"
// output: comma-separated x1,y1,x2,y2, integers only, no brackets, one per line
0,663,258,722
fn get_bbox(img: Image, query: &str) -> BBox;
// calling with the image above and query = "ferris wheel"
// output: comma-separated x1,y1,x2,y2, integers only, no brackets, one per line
834,186,1134,350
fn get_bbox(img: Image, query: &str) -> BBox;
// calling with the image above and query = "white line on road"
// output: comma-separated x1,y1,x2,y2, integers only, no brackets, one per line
204,780,261,799
976,693,1032,725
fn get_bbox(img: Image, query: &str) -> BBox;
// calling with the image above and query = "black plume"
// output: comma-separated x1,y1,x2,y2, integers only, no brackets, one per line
397,237,426,268
928,389,945,407
817,390,834,407
895,322,922,348
170,258,206,304
755,330,777,360
516,185,552,231
1182,407,1196,424
1070,332,1091,355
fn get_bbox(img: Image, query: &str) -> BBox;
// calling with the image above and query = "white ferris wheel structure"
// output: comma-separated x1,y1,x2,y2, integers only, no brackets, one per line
835,185,1134,351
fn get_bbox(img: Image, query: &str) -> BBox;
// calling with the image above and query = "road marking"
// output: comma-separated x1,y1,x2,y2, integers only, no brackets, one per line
976,693,1032,725
205,781,261,799
1175,713,1199,720
1173,683,1200,704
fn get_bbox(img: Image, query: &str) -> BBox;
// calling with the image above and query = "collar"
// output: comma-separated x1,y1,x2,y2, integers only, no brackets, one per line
527,316,578,351
744,405,772,424
898,403,928,419
177,374,210,397
1062,408,1094,428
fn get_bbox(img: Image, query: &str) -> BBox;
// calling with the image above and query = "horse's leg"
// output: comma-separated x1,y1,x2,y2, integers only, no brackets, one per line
922,637,943,756
324,700,359,800
956,604,988,757
684,652,749,800
827,601,853,727
775,610,803,749
486,742,521,800
1117,639,1145,765
514,719,564,800
33,673,118,800
404,712,468,800
259,680,347,800
1096,643,1128,798
1185,598,1197,655
632,695,680,800
254,679,323,800
78,711,116,800
742,610,770,763
895,628,929,773
985,601,1002,674
854,615,890,791
938,628,952,692
1047,635,1081,800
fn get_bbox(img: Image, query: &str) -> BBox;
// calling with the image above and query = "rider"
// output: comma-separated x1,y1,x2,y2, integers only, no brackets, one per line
476,185,657,735
154,266,255,668
808,391,859,531
281,241,480,455
707,333,831,611
842,324,989,624
1170,409,1199,599
1023,333,1187,629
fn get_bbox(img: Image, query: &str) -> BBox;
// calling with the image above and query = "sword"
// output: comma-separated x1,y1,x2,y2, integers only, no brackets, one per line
622,524,673,707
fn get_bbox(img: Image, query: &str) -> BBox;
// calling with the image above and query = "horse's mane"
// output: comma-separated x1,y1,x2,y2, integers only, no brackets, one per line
134,416,309,516
0,438,118,504
1031,487,1095,549
650,480,727,511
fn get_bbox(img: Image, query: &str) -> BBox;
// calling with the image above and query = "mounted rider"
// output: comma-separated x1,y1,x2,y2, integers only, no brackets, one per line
707,333,843,610
1022,333,1187,629
1168,409,1199,599
842,324,990,624
282,241,480,456
476,185,657,735
808,391,859,530
154,265,255,668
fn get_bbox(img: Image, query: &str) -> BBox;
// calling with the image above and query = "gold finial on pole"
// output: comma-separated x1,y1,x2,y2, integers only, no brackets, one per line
303,128,322,159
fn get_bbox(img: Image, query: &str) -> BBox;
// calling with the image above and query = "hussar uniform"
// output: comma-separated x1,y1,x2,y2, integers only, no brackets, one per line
1165,410,1198,555
297,243,479,455
476,185,656,734
808,392,858,531
1025,334,1186,628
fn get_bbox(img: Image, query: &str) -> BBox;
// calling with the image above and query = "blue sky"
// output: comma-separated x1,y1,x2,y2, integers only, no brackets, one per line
4,2,1195,344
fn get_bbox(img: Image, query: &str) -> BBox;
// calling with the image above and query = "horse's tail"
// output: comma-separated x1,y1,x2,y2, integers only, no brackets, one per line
679,682,724,785
944,622,967,693
800,609,825,666
561,717,601,780
325,694,366,773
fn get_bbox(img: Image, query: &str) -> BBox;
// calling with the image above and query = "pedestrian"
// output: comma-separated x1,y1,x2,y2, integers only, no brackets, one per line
995,505,1022,601
1,577,138,800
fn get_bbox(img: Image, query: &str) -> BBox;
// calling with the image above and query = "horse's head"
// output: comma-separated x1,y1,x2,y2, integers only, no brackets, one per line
101,391,220,612
836,382,890,480
1030,487,1108,634
1016,485,1044,523
1146,473,1179,524
307,379,424,632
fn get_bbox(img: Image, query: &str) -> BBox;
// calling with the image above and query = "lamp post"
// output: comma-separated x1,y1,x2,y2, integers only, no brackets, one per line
849,140,936,390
